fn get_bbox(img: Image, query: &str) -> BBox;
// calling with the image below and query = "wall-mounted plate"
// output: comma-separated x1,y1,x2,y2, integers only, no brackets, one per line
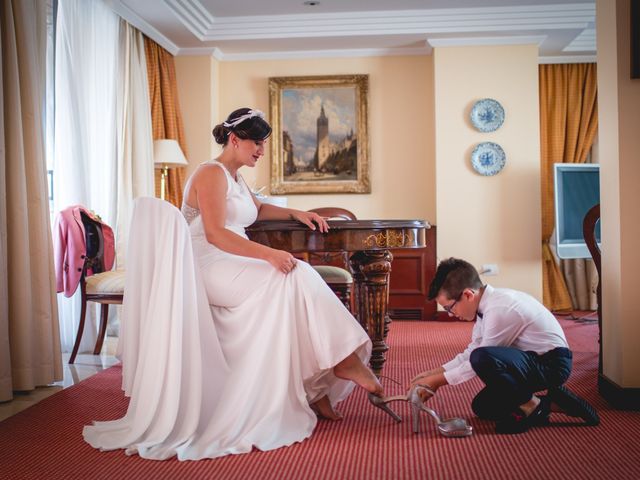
470,98,505,132
471,142,506,176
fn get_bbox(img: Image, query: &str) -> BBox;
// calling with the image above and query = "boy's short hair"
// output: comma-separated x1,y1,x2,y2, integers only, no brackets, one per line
428,258,483,300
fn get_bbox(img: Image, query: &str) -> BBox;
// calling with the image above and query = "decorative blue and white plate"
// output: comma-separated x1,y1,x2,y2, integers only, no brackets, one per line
470,98,505,132
471,142,506,176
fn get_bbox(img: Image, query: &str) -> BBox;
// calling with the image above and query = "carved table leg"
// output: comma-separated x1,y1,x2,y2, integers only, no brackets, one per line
350,249,393,376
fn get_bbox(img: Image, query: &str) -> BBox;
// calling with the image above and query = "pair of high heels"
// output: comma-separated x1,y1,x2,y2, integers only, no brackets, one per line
367,385,435,432
368,385,473,437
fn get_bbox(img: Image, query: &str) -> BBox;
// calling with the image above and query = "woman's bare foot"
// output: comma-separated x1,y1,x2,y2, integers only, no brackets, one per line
333,353,383,396
311,395,343,421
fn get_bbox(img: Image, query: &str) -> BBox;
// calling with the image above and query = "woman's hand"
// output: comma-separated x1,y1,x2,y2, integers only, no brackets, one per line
266,248,298,274
290,210,329,233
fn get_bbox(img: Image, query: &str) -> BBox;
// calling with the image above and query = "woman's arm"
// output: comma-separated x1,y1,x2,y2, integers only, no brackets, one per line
195,166,297,274
249,191,329,232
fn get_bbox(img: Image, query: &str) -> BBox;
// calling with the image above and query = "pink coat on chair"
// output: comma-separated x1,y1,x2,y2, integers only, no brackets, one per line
53,205,115,297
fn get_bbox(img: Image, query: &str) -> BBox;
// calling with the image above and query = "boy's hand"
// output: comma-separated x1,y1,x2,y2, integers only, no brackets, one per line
411,366,445,385
409,368,447,402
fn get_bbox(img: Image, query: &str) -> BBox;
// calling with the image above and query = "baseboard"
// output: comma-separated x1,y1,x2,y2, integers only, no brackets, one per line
434,311,459,322
598,374,640,410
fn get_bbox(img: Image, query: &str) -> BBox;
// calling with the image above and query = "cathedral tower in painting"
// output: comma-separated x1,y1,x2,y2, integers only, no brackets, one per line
316,104,330,170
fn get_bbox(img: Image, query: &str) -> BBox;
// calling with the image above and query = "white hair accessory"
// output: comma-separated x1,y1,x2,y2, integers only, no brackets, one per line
222,109,265,128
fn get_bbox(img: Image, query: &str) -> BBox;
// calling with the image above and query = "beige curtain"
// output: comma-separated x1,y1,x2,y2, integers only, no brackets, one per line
143,37,188,208
561,259,599,311
539,63,598,312
116,20,155,269
0,0,62,402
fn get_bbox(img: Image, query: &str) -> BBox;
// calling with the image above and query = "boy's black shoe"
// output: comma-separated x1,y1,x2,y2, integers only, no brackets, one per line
547,385,600,426
495,397,550,434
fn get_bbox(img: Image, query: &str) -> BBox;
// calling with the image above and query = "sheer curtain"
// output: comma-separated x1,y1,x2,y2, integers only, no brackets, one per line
1,0,62,401
53,1,154,351
53,0,119,352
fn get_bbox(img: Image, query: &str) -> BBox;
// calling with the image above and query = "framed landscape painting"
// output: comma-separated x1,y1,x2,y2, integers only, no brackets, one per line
268,75,370,194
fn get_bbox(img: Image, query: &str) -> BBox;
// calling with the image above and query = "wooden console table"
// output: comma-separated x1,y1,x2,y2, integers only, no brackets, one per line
246,219,429,375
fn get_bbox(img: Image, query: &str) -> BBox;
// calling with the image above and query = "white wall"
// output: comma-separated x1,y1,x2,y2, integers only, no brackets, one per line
433,45,543,298
176,47,544,299
177,55,435,223
596,0,640,387
174,55,219,179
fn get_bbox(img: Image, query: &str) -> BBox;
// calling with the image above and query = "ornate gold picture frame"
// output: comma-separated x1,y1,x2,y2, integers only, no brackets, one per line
269,75,370,194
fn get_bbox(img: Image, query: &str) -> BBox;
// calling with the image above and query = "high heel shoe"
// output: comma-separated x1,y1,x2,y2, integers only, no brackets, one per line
367,392,404,423
408,386,473,437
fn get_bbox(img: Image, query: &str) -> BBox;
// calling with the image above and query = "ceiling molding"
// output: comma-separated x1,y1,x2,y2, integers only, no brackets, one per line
178,46,432,61
165,1,594,41
427,35,547,48
112,1,597,63
106,0,180,54
563,27,596,52
176,45,596,64
164,0,214,37
539,55,596,64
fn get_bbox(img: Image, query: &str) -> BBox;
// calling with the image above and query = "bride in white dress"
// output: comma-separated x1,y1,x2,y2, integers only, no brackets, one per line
84,108,384,461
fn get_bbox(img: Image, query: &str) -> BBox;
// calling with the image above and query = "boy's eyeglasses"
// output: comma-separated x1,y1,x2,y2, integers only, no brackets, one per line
443,292,463,314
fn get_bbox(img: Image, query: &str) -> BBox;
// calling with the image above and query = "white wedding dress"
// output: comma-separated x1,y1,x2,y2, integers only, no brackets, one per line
83,162,371,461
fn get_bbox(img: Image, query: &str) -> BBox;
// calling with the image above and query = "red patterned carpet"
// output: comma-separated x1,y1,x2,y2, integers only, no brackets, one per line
1,319,639,480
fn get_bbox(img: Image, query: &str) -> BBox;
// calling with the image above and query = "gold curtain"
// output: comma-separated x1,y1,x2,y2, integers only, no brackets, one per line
1,0,62,401
143,37,188,207
539,63,598,311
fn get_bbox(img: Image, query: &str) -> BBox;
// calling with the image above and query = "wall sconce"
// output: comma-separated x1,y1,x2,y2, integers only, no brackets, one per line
153,139,188,201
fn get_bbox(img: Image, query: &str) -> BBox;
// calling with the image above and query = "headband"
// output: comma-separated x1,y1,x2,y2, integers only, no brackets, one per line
222,109,265,128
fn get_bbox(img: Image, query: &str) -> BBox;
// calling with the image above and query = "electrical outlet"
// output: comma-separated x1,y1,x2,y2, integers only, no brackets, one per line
480,264,499,276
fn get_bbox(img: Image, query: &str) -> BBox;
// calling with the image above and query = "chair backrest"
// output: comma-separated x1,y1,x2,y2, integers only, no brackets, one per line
80,212,105,277
309,207,356,221
307,207,357,269
119,196,229,397
583,204,601,275
583,203,602,374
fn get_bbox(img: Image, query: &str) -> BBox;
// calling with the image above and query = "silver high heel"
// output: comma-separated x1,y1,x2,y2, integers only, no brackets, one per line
367,392,404,423
409,386,473,437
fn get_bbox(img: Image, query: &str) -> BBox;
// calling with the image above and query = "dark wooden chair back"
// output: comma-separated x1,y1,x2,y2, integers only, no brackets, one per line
583,203,602,373
309,207,356,221
307,207,357,268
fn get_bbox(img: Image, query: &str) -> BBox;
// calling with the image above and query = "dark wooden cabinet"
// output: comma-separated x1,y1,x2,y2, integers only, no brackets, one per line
388,225,437,320
295,224,436,321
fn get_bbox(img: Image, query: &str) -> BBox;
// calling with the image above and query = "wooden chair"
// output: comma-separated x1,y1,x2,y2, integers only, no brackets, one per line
583,203,602,373
308,207,356,311
68,213,125,364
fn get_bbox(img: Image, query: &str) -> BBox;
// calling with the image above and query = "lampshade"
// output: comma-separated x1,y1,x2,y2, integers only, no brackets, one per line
153,139,188,168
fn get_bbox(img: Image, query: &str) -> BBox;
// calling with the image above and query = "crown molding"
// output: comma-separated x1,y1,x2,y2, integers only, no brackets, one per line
563,27,596,52
539,55,596,64
164,0,214,37
177,46,595,65
427,35,547,48
177,46,431,61
106,0,180,55
113,1,597,63
165,1,594,41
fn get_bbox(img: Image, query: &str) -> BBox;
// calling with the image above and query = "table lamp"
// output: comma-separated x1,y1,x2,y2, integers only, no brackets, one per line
153,139,188,200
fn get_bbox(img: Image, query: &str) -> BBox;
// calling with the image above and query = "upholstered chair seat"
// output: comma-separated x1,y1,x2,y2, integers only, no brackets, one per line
308,207,357,311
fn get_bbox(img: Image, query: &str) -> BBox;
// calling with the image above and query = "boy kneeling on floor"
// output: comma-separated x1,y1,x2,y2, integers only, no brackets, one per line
411,258,600,434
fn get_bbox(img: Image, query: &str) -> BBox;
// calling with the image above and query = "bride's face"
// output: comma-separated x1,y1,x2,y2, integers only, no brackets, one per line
234,137,266,168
